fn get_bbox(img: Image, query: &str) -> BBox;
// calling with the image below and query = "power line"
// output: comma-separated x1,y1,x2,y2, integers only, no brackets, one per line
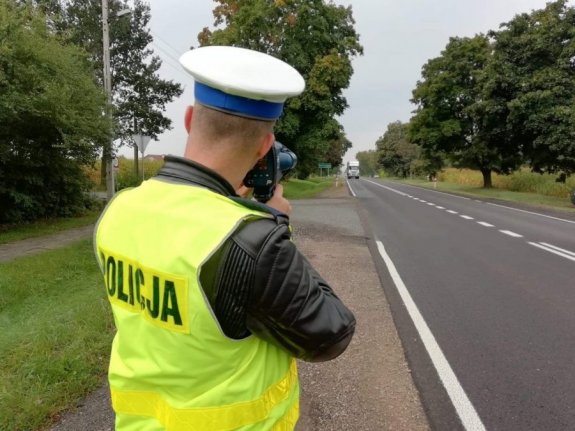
152,41,184,69
150,30,182,58
151,43,191,81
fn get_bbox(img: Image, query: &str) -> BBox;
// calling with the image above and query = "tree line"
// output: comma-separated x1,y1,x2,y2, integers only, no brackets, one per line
0,0,181,223
358,0,575,188
1,0,362,223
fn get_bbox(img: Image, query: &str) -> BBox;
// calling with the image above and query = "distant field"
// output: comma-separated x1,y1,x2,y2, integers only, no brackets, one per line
437,168,575,198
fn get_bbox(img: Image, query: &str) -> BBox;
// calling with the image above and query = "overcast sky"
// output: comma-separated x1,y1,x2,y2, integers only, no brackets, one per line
125,0,562,163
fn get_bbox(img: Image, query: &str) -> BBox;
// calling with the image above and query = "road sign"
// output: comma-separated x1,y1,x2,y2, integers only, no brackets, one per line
318,163,332,169
132,134,151,154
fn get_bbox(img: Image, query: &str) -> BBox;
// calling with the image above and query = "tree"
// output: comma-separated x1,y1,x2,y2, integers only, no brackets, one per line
355,150,378,177
198,0,363,177
410,35,523,187
0,0,109,223
56,0,182,182
375,122,424,178
488,0,575,180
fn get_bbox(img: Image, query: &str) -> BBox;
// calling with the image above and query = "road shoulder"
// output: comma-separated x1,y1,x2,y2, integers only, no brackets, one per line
292,191,429,430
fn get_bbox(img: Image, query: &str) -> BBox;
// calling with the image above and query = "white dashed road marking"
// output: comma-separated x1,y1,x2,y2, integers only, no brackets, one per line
477,222,494,227
460,215,474,220
500,230,523,238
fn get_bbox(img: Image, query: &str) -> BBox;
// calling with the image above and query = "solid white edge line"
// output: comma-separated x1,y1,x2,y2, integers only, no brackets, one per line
539,242,575,257
499,230,523,238
487,202,575,225
529,242,575,262
346,179,357,197
376,240,486,431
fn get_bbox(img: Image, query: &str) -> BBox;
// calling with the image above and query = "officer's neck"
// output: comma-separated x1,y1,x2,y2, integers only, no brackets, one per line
185,146,253,192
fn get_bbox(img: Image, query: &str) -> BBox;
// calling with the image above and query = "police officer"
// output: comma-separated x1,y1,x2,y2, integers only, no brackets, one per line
95,46,355,431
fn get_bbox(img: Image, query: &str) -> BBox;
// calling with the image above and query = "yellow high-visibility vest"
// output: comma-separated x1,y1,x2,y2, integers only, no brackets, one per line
94,178,299,431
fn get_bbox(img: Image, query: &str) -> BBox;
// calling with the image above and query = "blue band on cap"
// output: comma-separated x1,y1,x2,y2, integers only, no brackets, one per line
194,82,284,120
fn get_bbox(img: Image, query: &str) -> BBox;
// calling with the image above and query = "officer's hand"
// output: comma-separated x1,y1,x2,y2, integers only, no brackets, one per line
267,184,292,215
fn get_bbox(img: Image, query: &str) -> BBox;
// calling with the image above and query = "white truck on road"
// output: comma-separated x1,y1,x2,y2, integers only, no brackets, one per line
347,160,360,179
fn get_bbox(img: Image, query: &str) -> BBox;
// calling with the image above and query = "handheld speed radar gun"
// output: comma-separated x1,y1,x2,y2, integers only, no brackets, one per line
244,141,297,203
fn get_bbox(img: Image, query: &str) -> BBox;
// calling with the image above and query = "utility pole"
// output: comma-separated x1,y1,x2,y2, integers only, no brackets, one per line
102,0,115,199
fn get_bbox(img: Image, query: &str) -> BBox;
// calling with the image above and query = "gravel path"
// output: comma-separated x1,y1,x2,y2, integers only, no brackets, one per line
0,225,95,262
21,182,430,431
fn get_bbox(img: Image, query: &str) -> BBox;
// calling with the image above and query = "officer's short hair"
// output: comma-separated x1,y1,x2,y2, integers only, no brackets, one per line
193,103,275,149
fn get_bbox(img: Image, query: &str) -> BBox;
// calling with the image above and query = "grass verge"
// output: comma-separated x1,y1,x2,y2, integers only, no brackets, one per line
282,176,334,199
0,240,113,431
0,210,102,245
397,178,575,213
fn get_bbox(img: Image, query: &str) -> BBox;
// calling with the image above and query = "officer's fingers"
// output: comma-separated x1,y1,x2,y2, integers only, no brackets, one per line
268,184,291,215
274,184,284,197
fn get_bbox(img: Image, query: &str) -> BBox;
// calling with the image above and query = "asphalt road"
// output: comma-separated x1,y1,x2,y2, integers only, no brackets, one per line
348,178,575,431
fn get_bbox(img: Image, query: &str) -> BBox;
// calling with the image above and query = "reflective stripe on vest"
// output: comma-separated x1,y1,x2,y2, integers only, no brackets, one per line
110,359,297,431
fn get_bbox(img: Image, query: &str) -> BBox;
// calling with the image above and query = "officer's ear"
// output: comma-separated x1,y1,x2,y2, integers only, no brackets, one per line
256,132,274,159
184,106,194,133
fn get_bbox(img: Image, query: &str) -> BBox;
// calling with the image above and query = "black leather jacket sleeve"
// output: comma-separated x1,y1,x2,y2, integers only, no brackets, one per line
236,217,356,362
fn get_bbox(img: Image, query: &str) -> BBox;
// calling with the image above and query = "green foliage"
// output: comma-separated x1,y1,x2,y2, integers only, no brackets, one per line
375,122,432,177
410,35,524,188
198,0,363,178
53,0,182,185
488,0,575,178
408,1,575,188
355,150,378,177
0,240,114,431
86,157,165,190
0,0,109,223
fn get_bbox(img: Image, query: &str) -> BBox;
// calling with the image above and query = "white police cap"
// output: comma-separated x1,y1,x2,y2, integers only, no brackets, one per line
179,46,305,120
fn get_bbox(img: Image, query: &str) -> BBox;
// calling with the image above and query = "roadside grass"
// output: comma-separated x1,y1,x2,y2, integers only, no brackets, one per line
398,178,575,212
282,176,334,199
0,210,101,245
0,240,113,431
